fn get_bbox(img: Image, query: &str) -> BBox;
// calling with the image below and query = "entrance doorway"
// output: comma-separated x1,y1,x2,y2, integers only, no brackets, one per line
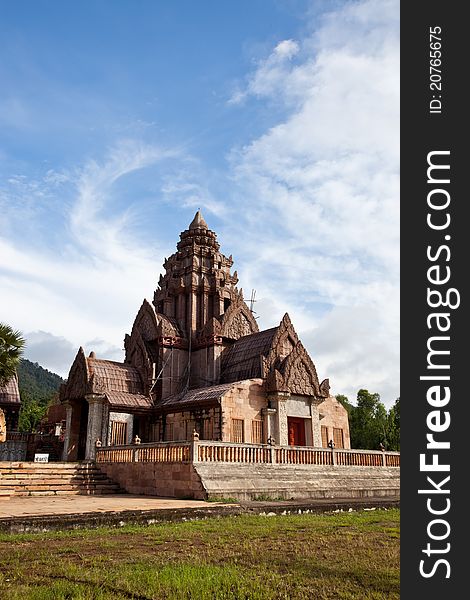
77,401,89,460
287,417,306,446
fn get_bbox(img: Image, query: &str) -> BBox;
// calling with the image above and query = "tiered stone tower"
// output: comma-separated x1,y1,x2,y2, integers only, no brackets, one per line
124,211,259,398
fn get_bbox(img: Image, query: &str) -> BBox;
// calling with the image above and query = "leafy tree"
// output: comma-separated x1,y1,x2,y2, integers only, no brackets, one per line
0,323,25,386
18,390,50,432
349,389,389,450
337,389,400,451
386,397,400,451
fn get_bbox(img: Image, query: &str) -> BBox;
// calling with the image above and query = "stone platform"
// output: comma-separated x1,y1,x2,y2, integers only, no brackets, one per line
0,493,399,534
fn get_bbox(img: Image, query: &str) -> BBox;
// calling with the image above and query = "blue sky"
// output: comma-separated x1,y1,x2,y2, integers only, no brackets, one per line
0,0,399,406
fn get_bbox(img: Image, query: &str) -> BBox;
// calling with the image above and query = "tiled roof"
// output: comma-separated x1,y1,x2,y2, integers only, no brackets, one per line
87,358,144,395
154,381,238,411
106,392,153,410
220,327,278,383
0,376,21,405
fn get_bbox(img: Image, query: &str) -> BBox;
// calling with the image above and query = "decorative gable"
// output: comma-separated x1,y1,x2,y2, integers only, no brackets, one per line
220,292,259,340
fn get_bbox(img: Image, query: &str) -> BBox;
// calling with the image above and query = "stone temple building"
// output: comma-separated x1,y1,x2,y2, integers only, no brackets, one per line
59,211,350,460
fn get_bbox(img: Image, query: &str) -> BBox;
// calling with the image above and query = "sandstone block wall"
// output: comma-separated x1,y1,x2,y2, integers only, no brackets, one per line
97,460,399,503
317,396,351,449
97,462,206,499
220,379,266,443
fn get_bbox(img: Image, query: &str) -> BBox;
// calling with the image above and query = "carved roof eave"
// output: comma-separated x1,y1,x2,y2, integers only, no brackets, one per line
220,294,259,339
264,313,299,371
265,340,329,400
131,299,160,342
60,346,90,402
123,328,153,393
157,313,186,339
195,317,223,347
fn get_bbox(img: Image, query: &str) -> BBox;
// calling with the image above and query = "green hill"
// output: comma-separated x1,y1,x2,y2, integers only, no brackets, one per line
17,358,64,406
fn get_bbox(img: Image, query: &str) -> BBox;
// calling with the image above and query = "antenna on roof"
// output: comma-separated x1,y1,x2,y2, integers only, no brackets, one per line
249,289,257,316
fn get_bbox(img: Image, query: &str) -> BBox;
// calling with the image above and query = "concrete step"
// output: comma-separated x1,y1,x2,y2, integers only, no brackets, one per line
0,462,126,497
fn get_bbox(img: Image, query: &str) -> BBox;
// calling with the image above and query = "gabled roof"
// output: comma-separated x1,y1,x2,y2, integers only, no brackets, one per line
0,375,21,405
220,327,278,383
61,349,151,411
106,391,153,410
154,381,239,411
87,357,143,395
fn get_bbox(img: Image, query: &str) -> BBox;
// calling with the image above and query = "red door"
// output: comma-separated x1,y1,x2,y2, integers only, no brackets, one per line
287,417,306,446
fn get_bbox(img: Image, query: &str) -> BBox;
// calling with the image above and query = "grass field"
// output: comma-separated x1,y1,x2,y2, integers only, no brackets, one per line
0,508,399,599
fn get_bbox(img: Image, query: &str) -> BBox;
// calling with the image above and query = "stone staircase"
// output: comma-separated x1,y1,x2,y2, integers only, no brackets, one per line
0,461,126,498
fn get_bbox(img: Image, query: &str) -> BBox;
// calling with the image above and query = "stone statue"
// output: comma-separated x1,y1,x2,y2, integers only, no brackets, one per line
134,435,141,444
192,429,200,441
0,408,6,443
95,439,102,448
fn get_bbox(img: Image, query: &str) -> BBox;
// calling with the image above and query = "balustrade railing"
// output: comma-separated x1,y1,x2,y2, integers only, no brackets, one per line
95,439,400,468
96,441,191,464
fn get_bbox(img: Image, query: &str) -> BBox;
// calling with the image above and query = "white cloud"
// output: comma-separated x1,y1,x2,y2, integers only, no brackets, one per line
228,38,300,105
1,0,399,408
225,0,399,406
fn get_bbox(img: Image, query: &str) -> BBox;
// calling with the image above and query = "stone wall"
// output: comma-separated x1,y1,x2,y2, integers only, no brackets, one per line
194,462,400,501
317,396,351,449
0,441,27,461
97,461,206,499
97,459,399,502
165,407,221,442
220,379,266,442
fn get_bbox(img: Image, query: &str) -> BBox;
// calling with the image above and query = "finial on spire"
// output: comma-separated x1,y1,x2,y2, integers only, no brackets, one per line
189,209,208,230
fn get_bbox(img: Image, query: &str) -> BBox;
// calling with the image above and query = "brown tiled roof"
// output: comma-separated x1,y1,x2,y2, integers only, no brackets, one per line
87,358,144,395
155,381,238,411
43,402,67,423
106,392,153,410
0,375,21,405
220,327,278,383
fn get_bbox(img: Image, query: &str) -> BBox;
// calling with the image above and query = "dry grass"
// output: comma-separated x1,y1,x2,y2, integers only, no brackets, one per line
0,508,399,599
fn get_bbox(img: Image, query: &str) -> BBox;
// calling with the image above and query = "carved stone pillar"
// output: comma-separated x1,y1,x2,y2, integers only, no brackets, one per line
310,402,322,447
269,392,289,446
62,402,73,461
84,394,106,460
262,407,277,444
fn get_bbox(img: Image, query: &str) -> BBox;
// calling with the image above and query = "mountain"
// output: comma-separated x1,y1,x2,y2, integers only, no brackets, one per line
17,358,65,406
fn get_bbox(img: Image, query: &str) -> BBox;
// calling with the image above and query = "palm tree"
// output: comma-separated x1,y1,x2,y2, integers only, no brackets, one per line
0,323,25,386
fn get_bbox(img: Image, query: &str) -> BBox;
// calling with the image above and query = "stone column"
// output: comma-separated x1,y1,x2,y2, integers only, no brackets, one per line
262,407,277,444
84,394,106,460
310,402,322,447
100,403,110,449
269,393,289,446
62,402,73,461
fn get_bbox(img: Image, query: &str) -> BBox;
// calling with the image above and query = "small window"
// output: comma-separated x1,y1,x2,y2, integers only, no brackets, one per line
224,298,231,312
110,421,127,446
165,422,174,441
231,419,244,443
251,420,263,444
203,418,213,440
150,422,161,442
321,426,329,448
333,427,344,449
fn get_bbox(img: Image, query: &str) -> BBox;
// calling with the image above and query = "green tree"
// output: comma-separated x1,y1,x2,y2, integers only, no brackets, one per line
386,397,400,451
0,323,25,386
350,389,389,450
18,391,50,432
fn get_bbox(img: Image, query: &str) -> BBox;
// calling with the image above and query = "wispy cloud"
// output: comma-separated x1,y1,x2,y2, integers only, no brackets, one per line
1,0,399,405
224,0,399,404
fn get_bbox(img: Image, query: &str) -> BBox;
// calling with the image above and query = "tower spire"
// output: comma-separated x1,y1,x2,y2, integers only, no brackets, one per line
189,209,208,230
